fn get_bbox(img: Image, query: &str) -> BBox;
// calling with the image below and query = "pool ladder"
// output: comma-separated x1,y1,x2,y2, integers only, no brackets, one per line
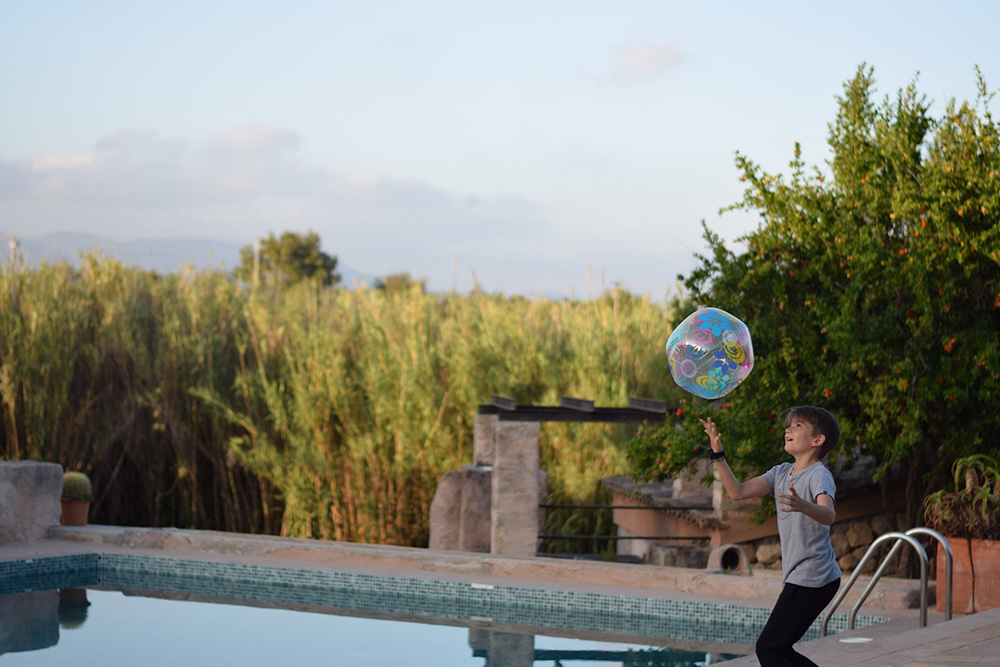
820,527,953,637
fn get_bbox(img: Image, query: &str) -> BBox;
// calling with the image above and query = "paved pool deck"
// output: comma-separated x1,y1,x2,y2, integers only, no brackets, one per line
717,605,1000,666
2,525,997,665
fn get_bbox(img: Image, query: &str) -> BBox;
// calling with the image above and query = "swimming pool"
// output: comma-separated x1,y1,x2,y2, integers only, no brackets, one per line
5,588,720,666
0,553,889,665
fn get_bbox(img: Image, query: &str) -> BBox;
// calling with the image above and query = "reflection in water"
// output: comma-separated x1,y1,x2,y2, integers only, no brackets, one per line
468,629,739,666
0,590,59,656
58,587,91,629
0,589,743,666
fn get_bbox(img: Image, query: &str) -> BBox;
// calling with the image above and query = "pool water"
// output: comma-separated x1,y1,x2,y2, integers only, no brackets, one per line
2,589,718,666
0,553,888,665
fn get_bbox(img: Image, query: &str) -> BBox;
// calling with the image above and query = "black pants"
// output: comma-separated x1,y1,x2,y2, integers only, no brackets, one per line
755,579,840,667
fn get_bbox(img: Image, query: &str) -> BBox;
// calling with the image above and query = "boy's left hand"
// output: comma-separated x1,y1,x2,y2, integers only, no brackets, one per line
778,483,837,525
777,483,807,513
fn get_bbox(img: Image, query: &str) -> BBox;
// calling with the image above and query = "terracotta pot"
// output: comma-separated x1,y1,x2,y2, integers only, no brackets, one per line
60,498,90,526
938,538,1000,614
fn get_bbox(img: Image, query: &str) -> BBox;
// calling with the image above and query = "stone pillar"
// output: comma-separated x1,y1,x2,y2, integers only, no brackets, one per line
0,461,63,544
473,413,498,466
490,421,541,557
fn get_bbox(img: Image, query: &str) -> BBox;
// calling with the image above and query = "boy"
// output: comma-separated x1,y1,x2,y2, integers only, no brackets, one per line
700,406,841,667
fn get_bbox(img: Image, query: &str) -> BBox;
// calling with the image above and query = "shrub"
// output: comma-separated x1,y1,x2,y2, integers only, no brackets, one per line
924,454,1000,540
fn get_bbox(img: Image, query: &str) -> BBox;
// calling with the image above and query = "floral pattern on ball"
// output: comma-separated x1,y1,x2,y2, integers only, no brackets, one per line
665,307,754,400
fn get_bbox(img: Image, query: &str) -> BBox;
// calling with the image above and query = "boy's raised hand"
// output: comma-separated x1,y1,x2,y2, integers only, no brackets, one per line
699,417,722,453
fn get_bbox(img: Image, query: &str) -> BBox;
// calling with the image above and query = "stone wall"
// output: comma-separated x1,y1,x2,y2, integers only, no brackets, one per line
647,541,711,569
0,462,63,544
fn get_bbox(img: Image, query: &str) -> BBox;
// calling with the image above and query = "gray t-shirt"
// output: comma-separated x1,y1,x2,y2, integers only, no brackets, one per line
762,461,842,587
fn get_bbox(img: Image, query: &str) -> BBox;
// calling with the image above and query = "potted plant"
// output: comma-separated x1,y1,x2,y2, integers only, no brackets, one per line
61,471,93,526
924,453,1000,614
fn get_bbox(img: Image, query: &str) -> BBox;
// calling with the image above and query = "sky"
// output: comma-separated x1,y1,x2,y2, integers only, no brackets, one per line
2,1,999,298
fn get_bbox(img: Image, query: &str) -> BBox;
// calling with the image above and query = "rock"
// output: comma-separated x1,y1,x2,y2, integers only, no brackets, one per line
871,513,892,536
831,532,850,557
839,552,860,571
855,549,879,574
846,521,875,549
755,542,782,565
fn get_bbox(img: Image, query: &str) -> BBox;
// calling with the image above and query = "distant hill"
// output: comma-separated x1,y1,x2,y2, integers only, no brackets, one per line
0,231,369,286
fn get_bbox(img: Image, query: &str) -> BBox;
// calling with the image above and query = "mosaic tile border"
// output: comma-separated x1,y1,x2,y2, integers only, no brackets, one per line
0,553,889,644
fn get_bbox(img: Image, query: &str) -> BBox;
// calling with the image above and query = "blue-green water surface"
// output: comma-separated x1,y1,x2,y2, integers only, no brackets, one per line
0,554,887,665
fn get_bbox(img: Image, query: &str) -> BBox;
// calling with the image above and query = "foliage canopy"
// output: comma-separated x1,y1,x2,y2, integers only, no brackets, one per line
629,66,1000,526
234,230,340,288
374,272,427,293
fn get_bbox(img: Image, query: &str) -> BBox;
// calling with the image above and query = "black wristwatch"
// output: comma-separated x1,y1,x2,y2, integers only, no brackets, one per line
709,449,726,461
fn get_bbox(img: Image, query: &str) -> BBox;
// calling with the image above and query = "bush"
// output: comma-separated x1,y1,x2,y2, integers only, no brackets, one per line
629,65,1000,528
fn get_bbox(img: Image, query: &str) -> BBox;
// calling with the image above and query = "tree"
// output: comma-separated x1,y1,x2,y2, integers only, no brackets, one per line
234,231,340,288
373,272,426,293
629,66,1000,529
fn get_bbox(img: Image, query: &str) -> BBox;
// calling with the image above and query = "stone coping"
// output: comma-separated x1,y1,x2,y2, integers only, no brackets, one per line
27,524,927,613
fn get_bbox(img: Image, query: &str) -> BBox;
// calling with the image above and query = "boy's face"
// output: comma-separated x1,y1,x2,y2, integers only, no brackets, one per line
784,416,824,456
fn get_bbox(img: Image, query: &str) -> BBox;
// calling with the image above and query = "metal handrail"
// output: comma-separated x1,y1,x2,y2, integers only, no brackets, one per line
903,527,952,622
824,527,953,636
844,528,958,631
820,531,928,636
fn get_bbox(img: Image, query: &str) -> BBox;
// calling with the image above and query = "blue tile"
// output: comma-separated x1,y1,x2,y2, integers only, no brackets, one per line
0,552,889,642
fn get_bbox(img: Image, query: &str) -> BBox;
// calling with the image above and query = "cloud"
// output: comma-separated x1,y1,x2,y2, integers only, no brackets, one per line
612,37,683,82
207,124,302,158
324,173,546,266
0,125,551,286
0,126,690,296
30,152,97,170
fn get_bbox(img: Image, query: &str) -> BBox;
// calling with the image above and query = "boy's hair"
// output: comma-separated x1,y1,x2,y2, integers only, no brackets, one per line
783,406,840,458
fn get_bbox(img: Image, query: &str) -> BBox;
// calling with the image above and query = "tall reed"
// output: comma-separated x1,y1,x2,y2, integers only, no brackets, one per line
0,256,686,546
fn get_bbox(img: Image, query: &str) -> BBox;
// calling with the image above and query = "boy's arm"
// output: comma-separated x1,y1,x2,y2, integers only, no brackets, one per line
699,418,771,500
778,486,837,525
